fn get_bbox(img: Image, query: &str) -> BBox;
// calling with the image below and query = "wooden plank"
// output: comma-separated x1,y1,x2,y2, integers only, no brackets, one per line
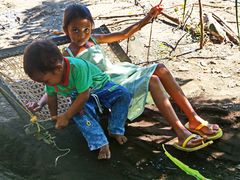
0,24,132,63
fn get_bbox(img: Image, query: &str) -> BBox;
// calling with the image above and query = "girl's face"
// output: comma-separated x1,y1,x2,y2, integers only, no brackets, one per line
65,18,92,47
31,65,64,86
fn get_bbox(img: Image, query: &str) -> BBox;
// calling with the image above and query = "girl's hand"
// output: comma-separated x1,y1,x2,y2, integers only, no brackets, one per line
148,4,164,19
26,101,42,112
53,113,71,129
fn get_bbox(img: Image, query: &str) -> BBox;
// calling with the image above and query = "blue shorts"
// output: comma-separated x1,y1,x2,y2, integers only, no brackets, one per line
72,81,132,151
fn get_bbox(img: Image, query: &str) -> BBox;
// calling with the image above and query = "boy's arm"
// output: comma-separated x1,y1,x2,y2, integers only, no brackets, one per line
47,94,58,117
54,88,90,129
94,4,163,44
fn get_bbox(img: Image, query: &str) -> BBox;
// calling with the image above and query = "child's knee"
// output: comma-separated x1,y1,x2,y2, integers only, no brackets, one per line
119,86,132,103
154,63,170,76
149,75,160,88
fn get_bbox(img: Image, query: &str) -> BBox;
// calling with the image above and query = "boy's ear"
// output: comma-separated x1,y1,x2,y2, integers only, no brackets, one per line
55,63,64,72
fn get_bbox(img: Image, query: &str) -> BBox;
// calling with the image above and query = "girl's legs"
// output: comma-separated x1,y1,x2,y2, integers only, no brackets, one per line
93,81,131,145
107,85,131,144
149,75,204,146
152,64,219,135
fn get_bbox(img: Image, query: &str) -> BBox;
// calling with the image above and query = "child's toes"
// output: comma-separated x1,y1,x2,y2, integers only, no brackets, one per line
212,124,219,131
98,145,111,160
109,134,128,145
120,136,128,144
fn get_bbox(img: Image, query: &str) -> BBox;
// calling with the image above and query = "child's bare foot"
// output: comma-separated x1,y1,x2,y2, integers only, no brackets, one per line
98,144,111,160
189,116,219,135
109,133,128,145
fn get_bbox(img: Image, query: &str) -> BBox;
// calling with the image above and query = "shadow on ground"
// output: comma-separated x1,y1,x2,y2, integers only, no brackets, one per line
1,92,239,180
0,0,95,48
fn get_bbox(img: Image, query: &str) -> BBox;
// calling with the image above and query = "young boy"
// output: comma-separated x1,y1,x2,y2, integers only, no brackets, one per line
23,40,131,160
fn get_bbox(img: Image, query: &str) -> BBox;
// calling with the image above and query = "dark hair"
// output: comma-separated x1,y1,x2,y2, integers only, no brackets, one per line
63,4,94,29
23,40,63,77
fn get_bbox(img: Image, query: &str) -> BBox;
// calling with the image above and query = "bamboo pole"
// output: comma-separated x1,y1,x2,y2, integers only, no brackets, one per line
235,0,240,43
198,0,204,49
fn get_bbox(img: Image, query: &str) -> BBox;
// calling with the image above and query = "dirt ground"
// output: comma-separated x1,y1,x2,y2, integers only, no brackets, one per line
0,0,240,179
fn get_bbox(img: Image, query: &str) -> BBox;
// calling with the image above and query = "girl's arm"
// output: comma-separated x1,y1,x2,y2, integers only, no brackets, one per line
26,93,48,112
94,5,163,44
54,88,90,129
38,93,48,108
62,48,70,56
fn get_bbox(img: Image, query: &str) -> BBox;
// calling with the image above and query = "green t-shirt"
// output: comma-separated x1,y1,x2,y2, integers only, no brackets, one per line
45,57,110,96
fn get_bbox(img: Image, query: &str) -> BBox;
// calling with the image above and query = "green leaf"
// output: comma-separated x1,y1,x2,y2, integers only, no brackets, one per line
162,144,211,180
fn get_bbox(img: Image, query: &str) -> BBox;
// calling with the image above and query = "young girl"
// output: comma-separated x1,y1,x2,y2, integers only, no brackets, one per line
62,4,223,151
29,4,222,151
24,40,132,159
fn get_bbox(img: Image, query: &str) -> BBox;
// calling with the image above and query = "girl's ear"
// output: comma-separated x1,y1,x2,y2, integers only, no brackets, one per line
63,26,68,35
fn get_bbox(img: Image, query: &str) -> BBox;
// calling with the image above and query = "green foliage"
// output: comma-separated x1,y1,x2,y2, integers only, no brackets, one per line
24,121,56,146
174,6,179,13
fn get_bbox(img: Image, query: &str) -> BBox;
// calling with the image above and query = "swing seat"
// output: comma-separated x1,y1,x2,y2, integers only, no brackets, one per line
0,24,133,133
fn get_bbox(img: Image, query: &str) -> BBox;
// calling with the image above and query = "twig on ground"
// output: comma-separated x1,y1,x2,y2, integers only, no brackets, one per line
105,18,142,27
95,13,145,20
182,4,194,31
212,12,239,45
169,32,188,55
186,56,226,59
161,12,181,25
193,3,228,8
161,10,239,45
135,57,170,65
175,49,199,58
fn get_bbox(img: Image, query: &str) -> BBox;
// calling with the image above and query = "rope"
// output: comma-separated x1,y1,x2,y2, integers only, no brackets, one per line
0,85,35,118
147,0,163,63
91,93,104,113
54,143,71,167
146,19,154,63
0,85,71,166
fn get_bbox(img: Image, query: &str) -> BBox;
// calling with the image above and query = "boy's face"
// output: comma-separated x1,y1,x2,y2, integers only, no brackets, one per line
31,65,64,86
65,18,92,47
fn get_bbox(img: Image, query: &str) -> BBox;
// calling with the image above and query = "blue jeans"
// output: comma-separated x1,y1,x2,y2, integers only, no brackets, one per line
72,81,132,151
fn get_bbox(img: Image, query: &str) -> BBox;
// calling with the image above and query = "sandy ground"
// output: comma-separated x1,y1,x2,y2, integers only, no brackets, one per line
0,0,240,179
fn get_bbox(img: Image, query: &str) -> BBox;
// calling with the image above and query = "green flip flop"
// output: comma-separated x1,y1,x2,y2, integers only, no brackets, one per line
185,122,223,141
173,134,213,152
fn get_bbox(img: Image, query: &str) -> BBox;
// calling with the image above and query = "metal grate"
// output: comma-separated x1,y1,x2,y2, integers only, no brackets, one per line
0,25,131,120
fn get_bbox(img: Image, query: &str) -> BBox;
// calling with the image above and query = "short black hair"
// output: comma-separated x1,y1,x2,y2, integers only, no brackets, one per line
63,4,94,30
23,40,63,77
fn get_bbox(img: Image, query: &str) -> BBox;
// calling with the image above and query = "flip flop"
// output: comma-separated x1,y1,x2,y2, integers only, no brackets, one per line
185,122,223,141
173,134,213,152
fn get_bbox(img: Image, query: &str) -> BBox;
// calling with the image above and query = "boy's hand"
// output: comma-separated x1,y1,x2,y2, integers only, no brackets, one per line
53,113,71,129
26,101,42,112
149,4,164,19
